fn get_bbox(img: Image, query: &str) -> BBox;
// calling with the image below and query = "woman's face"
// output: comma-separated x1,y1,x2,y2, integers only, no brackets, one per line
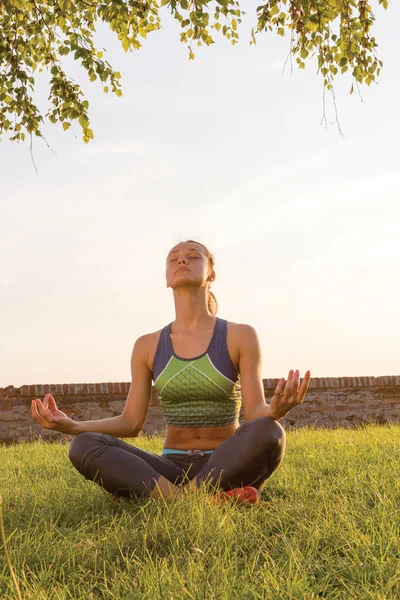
165,242,213,289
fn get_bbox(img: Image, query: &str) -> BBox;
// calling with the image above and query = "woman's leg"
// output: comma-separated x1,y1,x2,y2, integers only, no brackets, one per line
68,432,185,499
194,416,286,492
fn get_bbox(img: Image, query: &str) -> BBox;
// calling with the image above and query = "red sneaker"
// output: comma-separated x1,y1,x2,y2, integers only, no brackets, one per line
211,486,260,506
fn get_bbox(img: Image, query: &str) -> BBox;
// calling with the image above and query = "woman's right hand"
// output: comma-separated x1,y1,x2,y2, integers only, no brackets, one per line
31,394,77,434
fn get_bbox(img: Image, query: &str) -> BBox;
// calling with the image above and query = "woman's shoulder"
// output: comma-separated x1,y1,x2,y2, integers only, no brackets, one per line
225,320,260,351
135,326,165,349
226,320,258,336
133,327,166,372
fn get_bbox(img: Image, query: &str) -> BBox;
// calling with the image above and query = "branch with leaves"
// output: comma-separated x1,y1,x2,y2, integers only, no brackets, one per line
0,0,390,144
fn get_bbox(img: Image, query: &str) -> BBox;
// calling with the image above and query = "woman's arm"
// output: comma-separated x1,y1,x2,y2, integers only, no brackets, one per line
32,335,153,438
237,325,276,421
237,325,311,421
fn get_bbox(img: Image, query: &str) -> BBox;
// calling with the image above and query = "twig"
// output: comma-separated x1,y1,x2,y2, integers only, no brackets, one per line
330,85,345,138
29,133,39,175
320,83,328,129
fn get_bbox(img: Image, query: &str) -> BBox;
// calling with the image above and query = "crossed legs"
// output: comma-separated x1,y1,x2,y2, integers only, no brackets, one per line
68,417,286,500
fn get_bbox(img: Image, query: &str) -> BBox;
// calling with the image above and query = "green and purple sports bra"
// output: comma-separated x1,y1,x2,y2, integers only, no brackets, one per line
152,317,241,428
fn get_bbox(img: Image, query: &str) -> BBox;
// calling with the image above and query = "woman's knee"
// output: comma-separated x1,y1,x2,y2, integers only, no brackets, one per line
245,416,286,451
68,432,105,468
247,416,285,436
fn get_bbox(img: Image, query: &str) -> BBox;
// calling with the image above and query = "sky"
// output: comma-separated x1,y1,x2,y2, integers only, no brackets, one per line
1,1,399,388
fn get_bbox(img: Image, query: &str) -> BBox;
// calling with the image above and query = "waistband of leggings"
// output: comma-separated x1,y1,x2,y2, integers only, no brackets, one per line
162,448,214,456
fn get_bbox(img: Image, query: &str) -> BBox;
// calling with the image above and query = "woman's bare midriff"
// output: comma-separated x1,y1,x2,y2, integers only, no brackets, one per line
163,422,239,451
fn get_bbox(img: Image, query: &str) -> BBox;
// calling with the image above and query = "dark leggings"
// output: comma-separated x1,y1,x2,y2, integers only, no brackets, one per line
68,417,286,499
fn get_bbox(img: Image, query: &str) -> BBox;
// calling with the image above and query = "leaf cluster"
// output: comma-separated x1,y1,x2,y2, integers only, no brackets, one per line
0,0,160,143
0,0,389,144
253,0,387,93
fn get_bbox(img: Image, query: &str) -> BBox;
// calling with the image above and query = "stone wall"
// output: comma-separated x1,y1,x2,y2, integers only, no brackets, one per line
1,376,399,445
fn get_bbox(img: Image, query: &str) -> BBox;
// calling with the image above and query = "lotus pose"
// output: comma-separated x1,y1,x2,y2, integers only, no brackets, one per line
32,240,311,505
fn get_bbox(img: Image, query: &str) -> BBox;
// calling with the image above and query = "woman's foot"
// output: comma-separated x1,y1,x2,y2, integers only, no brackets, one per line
211,486,260,506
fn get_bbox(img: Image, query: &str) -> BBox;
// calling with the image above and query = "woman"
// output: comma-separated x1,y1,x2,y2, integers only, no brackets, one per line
32,240,311,505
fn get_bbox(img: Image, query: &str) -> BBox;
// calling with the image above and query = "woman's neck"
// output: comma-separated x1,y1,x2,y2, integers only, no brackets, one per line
172,289,215,333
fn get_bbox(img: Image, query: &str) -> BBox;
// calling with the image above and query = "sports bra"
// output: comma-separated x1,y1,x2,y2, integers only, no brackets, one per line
152,317,241,428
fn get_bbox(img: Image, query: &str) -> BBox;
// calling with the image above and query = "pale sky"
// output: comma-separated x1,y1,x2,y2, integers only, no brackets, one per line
1,1,399,388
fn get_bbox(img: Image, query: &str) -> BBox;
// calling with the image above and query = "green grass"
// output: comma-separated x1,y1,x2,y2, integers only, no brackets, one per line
1,424,399,600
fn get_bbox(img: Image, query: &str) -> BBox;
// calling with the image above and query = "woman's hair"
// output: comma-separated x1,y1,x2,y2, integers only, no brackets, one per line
184,239,218,316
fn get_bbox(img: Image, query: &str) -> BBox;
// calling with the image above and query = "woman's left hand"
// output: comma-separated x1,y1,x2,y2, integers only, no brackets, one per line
269,370,311,420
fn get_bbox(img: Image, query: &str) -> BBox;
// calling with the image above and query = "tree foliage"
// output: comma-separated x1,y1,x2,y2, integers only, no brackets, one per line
0,0,389,144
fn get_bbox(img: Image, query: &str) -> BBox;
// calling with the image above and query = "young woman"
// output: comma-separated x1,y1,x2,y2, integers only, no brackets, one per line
32,240,311,505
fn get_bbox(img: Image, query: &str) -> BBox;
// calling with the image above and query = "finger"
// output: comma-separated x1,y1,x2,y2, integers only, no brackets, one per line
299,371,311,397
292,370,300,390
35,399,53,421
43,394,50,410
48,395,58,411
286,370,294,392
276,377,286,394
293,372,310,405
31,400,49,427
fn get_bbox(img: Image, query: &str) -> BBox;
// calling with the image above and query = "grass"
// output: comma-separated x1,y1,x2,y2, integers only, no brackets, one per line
0,424,399,600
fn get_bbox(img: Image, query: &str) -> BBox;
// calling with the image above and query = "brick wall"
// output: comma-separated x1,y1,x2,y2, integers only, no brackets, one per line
1,376,399,444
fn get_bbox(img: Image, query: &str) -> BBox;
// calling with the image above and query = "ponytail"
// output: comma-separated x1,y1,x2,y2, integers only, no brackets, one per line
207,290,218,316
